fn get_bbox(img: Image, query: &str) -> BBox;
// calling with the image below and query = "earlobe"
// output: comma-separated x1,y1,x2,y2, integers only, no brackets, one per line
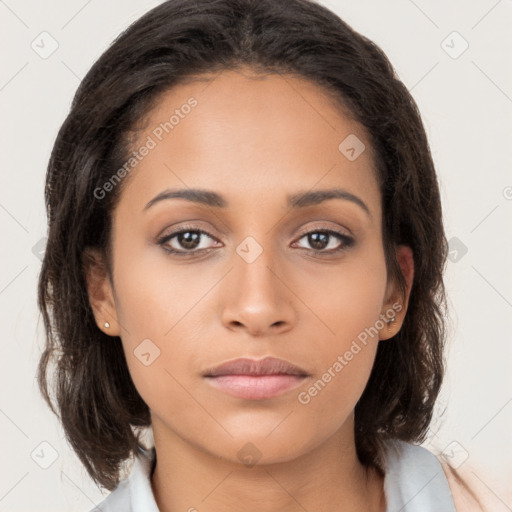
379,244,414,341
82,247,120,336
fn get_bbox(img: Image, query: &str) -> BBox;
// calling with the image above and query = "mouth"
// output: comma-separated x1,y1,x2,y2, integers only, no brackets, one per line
203,357,310,400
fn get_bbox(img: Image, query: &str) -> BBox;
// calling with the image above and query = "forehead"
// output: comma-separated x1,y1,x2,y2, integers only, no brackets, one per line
115,68,380,219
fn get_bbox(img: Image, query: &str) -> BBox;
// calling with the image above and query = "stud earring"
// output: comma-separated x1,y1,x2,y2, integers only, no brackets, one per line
386,316,396,325
104,322,110,328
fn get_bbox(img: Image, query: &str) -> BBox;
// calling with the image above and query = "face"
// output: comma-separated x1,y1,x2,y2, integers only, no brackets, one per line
85,67,413,465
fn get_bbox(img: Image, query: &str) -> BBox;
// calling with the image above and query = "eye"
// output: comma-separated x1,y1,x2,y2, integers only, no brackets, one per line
293,229,354,254
157,225,220,255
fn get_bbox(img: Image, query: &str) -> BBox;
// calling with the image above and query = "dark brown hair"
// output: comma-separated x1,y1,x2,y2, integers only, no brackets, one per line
38,0,449,491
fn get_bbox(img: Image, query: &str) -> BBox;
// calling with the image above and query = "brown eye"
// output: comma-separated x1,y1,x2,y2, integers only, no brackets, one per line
294,229,354,254
157,226,220,255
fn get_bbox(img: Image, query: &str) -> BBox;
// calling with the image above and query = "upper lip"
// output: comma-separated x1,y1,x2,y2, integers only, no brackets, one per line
203,357,309,377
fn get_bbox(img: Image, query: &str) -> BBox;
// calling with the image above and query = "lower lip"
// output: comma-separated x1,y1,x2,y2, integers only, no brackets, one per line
205,374,307,400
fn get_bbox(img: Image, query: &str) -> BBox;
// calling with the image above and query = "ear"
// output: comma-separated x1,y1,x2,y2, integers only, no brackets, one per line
82,247,120,336
379,244,414,341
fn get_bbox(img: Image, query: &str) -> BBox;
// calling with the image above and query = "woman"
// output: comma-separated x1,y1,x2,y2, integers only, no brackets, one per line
37,0,482,510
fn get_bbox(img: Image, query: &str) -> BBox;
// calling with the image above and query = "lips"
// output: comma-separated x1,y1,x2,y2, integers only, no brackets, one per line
203,357,310,400
203,357,309,377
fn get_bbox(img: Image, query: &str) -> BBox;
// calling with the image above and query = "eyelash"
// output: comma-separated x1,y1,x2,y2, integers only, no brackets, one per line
157,224,355,257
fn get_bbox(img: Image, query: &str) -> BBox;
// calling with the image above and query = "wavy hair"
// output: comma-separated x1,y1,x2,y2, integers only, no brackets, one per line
37,0,449,491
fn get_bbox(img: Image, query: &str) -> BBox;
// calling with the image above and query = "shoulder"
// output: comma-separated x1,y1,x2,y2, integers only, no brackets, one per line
91,478,131,512
440,462,481,511
89,446,158,512
383,439,457,511
440,460,494,512
385,440,493,511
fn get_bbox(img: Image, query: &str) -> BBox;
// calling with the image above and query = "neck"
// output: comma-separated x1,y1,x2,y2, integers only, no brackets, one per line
150,414,385,512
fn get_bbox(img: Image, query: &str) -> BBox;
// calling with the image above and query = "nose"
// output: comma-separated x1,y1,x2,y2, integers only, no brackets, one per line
220,242,297,337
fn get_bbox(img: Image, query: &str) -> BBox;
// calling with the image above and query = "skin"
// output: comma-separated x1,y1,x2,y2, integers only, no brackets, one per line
85,67,414,512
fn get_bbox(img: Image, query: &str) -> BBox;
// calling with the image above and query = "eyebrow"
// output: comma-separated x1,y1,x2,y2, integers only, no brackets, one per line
143,187,371,217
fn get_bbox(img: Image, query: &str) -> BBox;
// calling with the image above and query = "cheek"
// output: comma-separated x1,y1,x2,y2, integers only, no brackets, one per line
113,242,213,341
299,242,388,351
292,244,387,417
111,250,211,416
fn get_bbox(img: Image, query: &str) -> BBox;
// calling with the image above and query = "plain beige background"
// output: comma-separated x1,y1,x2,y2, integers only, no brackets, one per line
1,0,511,510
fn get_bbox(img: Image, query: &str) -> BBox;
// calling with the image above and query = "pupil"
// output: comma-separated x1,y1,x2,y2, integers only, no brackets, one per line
309,232,328,250
179,231,200,249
